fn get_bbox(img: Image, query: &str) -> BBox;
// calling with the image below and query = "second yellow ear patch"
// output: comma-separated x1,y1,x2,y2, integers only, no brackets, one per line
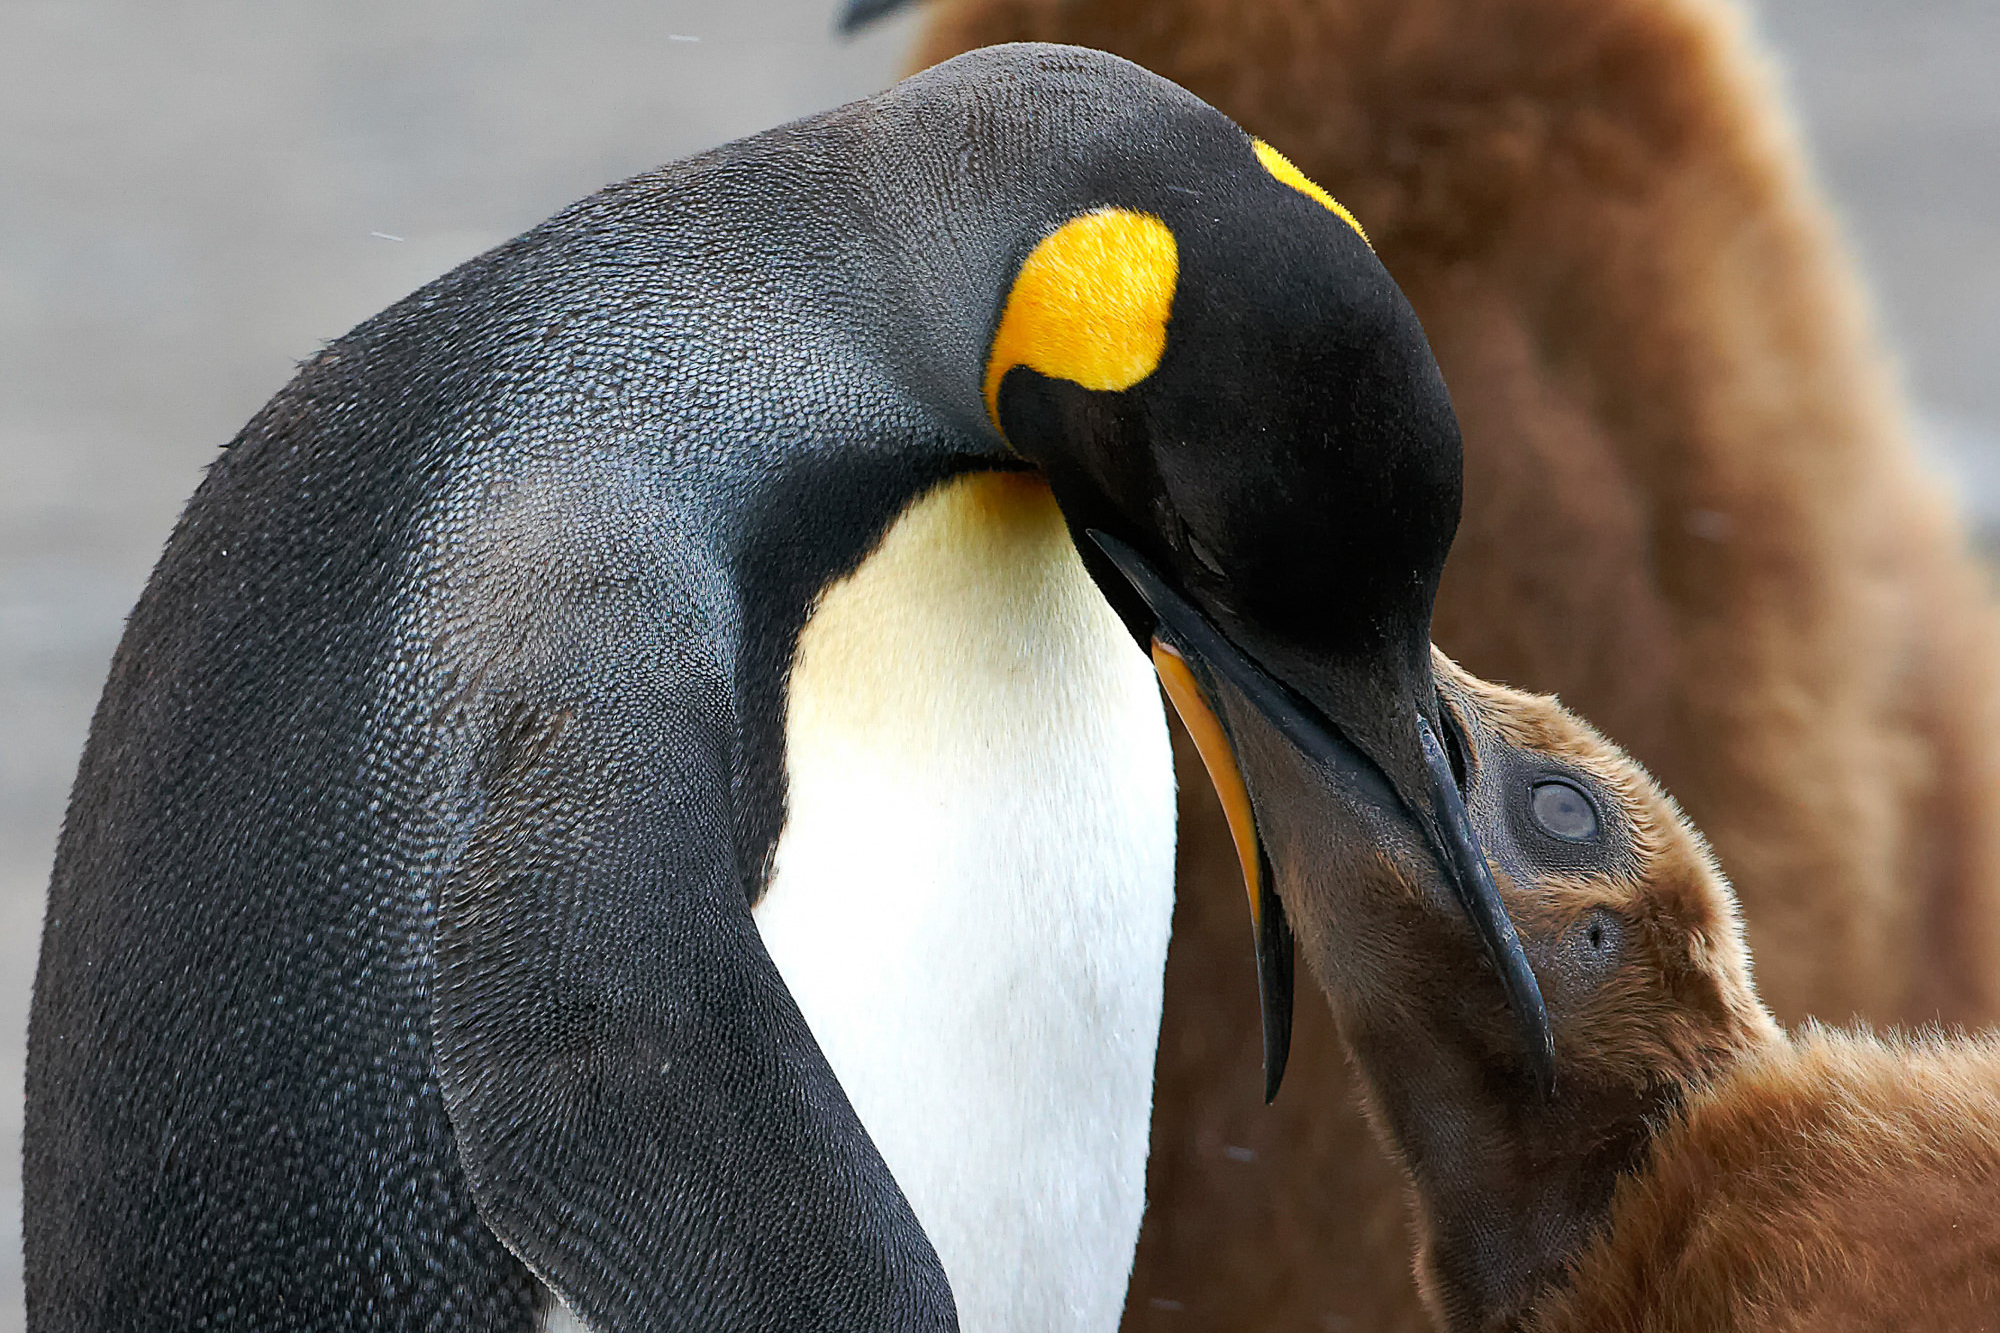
983,208,1178,430
1253,140,1370,249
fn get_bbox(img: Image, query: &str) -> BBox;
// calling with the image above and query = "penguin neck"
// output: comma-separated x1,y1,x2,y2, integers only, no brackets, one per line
752,470,1177,1331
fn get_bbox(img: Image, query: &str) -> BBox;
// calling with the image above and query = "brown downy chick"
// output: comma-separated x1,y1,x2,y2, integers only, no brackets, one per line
1230,652,2000,1332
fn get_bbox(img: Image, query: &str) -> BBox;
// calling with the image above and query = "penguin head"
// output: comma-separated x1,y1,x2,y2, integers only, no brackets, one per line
986,130,1550,1095
1231,651,1776,1325
990,143,1456,682
1252,649,1774,1103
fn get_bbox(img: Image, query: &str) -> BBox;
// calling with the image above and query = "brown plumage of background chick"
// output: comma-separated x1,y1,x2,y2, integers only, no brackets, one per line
1244,651,2000,1333
913,0,2000,1325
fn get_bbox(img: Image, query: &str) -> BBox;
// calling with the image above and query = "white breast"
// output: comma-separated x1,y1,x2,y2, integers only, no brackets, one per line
753,470,1177,1332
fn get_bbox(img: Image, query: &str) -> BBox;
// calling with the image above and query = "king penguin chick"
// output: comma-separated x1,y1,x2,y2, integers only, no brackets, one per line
28,43,1545,1333
1224,651,2000,1331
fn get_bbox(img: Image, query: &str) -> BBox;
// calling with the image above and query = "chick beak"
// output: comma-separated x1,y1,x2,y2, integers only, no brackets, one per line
1089,530,1556,1098
1412,711,1556,1092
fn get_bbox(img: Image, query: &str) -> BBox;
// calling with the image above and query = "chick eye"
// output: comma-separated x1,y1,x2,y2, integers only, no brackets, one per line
1530,778,1600,842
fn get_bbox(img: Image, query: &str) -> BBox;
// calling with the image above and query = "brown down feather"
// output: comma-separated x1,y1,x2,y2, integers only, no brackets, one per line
1537,1027,2000,1332
911,1,2000,1327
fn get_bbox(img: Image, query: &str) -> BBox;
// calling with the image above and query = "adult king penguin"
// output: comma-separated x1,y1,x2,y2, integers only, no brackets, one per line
27,43,1549,1333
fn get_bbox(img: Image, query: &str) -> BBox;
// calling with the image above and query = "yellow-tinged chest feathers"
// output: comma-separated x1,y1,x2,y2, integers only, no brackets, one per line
755,469,1176,1333
784,469,1148,752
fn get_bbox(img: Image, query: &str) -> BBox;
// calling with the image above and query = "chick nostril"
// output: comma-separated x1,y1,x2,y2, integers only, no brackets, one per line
1561,909,1623,985
1530,778,1600,842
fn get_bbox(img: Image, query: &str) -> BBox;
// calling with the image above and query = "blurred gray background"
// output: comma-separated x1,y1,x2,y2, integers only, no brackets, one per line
1,1,1994,1326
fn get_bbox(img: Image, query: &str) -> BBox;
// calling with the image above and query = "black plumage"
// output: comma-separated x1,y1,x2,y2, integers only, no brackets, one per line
28,44,1480,1332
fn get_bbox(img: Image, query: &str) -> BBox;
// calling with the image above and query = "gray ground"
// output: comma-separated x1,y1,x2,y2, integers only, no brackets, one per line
1,1,1994,1326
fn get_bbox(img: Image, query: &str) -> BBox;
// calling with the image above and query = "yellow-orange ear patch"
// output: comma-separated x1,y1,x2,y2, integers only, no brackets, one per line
1253,139,1370,249
983,208,1178,431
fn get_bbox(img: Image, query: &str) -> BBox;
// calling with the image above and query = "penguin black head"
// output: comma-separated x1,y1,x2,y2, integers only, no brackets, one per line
983,121,1553,1098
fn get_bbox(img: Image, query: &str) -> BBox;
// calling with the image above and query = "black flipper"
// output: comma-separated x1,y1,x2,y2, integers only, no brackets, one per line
434,687,957,1331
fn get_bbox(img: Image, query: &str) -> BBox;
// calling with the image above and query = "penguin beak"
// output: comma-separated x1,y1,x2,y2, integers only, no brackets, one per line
1151,638,1297,1103
1088,531,1556,1099
835,0,910,33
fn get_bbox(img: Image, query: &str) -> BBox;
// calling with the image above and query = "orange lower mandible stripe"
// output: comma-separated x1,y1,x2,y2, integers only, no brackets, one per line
1151,639,1264,925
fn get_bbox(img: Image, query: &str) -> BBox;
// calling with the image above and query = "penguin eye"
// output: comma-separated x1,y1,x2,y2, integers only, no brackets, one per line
1185,528,1228,579
1529,778,1600,843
